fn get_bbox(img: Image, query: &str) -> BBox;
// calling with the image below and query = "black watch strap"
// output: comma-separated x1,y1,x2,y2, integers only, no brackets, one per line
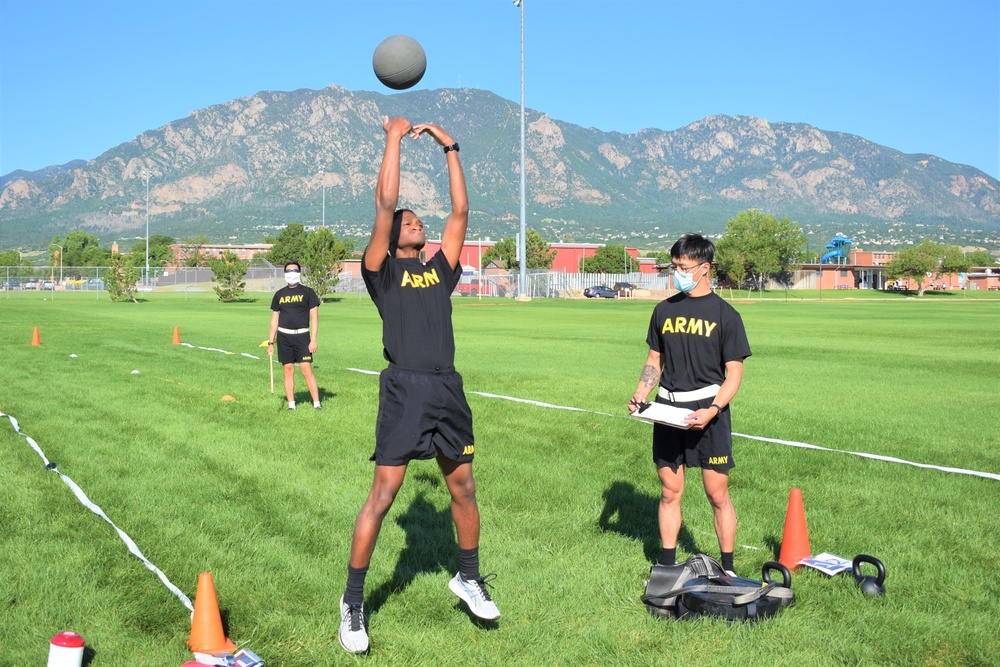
443,143,459,153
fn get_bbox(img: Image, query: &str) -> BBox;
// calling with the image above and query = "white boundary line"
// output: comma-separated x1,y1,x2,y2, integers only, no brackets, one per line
460,387,999,482
1,411,194,611
212,344,1000,483
10,339,993,609
731,433,1000,482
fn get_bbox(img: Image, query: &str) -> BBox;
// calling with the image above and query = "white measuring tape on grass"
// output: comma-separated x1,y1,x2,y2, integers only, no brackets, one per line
730,433,1000,482
190,342,1000,483
1,411,195,612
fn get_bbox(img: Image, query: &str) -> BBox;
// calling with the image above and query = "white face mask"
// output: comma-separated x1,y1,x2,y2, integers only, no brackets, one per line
284,271,301,285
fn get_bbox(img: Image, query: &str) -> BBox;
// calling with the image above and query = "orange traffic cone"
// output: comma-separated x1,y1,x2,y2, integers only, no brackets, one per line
188,572,236,654
778,487,811,570
172,327,181,345
31,326,41,346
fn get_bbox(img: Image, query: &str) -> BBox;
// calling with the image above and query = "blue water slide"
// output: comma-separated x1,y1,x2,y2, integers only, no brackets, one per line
821,250,840,263
820,236,853,264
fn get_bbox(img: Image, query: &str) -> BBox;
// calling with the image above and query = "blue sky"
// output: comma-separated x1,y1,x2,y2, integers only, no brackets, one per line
1,0,997,178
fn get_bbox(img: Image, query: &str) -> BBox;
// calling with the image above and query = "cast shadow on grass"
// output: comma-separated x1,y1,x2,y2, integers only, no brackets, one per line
365,489,459,616
291,387,337,405
598,481,700,562
763,535,782,560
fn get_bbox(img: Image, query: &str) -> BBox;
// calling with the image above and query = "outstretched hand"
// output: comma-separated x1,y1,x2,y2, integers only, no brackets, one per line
410,122,455,147
383,116,413,138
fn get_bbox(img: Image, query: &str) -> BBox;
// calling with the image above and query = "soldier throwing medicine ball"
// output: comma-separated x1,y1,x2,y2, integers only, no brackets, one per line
337,117,500,655
267,261,321,410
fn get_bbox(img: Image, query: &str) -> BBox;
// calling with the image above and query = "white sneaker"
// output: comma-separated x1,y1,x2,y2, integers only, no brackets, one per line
338,596,369,654
724,570,738,578
449,573,500,620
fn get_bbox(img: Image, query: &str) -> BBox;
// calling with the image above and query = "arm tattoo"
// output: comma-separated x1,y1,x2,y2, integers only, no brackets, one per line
639,364,659,389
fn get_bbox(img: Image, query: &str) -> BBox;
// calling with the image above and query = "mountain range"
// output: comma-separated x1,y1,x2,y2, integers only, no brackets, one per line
2,84,998,252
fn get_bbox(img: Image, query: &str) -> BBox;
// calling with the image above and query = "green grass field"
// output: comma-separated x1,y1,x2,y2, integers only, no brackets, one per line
2,292,998,666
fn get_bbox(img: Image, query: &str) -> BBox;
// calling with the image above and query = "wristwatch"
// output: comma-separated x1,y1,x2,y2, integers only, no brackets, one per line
443,143,459,154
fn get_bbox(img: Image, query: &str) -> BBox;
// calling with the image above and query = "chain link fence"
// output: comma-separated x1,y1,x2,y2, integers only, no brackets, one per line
3,265,674,300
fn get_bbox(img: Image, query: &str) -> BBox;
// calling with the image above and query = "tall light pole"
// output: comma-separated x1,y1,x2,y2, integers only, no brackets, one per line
142,168,150,285
514,0,527,299
320,169,326,228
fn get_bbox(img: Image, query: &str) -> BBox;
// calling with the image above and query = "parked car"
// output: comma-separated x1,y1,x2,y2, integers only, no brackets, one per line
23,280,39,290
584,285,617,299
41,280,56,290
2,280,20,290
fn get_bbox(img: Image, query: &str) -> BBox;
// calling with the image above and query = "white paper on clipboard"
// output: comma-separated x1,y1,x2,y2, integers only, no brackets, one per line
630,403,694,429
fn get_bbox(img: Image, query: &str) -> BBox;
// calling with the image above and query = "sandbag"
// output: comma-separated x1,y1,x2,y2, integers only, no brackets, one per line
642,556,794,622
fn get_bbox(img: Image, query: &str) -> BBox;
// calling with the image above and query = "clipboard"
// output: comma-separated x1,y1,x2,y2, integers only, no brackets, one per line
630,401,694,429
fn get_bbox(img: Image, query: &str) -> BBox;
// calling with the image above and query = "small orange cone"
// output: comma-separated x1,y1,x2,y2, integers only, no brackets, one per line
188,572,236,654
31,326,41,346
172,327,181,345
778,487,811,570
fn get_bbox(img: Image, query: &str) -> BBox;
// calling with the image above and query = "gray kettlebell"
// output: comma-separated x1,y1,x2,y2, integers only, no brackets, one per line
852,554,886,597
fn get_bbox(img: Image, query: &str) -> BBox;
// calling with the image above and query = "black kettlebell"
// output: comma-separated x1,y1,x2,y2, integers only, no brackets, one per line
852,554,886,597
761,561,793,588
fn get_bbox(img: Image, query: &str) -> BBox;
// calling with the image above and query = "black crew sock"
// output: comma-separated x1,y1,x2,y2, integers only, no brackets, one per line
721,551,735,572
458,547,481,581
659,547,677,566
344,565,368,605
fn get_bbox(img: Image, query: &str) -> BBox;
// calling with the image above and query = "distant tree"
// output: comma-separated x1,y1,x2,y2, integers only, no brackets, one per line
964,249,996,267
105,251,139,302
883,239,961,296
651,250,672,266
524,229,557,269
302,228,353,299
483,237,518,269
265,224,308,266
939,244,972,279
481,229,555,271
715,210,806,291
177,234,210,267
128,234,175,268
0,250,20,267
583,244,629,273
208,251,249,302
561,233,575,243
54,230,110,267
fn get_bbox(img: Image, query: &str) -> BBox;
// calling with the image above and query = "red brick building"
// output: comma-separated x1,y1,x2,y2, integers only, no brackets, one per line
169,243,273,266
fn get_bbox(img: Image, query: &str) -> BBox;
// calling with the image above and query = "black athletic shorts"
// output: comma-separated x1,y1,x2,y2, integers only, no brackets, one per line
372,365,475,466
276,332,313,365
652,396,735,472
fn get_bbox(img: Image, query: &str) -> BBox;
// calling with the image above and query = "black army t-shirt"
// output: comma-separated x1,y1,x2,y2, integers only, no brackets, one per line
362,249,462,372
646,291,751,392
270,284,320,330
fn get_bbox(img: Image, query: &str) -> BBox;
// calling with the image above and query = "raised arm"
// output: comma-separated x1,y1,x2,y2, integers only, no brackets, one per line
365,116,413,272
410,123,468,270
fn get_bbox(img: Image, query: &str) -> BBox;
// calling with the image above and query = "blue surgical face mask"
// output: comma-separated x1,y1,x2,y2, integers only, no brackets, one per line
672,266,703,293
284,271,301,285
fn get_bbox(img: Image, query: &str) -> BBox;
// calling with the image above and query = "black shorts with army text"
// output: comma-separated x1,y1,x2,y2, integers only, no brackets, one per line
276,331,313,365
372,364,475,466
652,395,735,472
